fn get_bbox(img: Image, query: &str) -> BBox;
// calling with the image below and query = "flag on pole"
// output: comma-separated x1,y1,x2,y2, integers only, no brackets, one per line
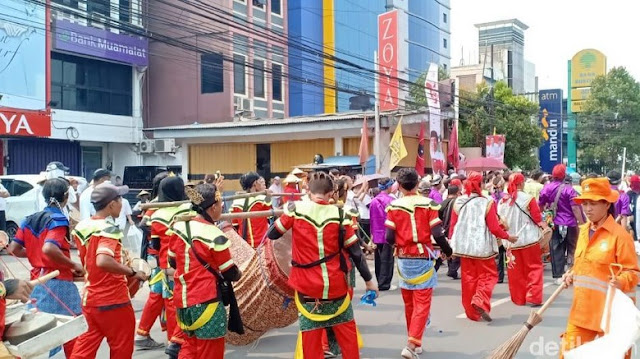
358,118,369,166
389,117,407,170
415,121,426,176
448,119,460,170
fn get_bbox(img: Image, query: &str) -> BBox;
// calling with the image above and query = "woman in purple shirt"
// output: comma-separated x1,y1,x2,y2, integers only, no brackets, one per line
369,178,396,291
538,164,580,282
607,170,632,229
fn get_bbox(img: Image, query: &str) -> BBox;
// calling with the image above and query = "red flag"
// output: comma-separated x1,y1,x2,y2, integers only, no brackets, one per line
415,121,426,176
448,119,460,170
358,118,369,166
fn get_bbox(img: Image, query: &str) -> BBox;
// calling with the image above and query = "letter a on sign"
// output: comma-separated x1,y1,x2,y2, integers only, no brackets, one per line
378,10,398,112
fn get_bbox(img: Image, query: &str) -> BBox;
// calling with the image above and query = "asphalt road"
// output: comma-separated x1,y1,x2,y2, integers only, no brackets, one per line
3,253,638,359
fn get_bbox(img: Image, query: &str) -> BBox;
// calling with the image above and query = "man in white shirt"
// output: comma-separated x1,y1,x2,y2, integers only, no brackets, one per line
268,176,283,208
35,162,78,216
79,168,112,220
116,197,134,236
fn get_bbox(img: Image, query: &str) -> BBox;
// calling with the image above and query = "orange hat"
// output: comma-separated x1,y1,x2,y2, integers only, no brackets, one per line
574,178,619,204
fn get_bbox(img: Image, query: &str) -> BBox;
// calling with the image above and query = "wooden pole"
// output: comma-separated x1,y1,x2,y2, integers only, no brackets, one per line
139,192,305,210
173,202,344,222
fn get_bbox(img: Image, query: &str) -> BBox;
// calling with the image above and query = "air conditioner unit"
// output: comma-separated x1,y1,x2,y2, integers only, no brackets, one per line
138,140,154,154
154,139,175,153
234,96,244,111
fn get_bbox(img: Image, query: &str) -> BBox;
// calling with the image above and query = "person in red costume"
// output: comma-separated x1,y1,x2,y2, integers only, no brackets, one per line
497,173,548,306
449,172,517,322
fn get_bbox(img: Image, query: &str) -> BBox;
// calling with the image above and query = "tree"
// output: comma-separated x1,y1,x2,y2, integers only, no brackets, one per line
458,82,542,169
577,67,640,173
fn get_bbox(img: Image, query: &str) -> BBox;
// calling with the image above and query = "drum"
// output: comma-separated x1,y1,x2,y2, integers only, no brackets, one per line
68,207,81,232
225,231,297,346
539,227,553,253
0,231,8,248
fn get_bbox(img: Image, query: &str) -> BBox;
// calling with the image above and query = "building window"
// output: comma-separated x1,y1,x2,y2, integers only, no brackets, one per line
50,52,132,116
254,59,265,98
443,13,447,23
271,0,281,15
233,53,246,95
443,38,447,48
252,0,265,9
201,53,224,94
87,0,110,16
52,0,79,9
272,63,283,102
119,0,130,23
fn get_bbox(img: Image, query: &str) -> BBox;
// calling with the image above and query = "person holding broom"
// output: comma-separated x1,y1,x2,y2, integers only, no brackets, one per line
560,177,639,358
449,172,517,322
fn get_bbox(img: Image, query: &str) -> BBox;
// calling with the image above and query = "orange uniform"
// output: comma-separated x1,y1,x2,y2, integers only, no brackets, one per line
560,215,639,358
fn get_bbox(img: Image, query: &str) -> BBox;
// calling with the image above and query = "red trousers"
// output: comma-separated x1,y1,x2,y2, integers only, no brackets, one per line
401,288,433,347
178,336,224,359
507,244,544,306
302,320,359,359
164,297,186,345
460,257,498,321
137,292,165,335
70,304,135,359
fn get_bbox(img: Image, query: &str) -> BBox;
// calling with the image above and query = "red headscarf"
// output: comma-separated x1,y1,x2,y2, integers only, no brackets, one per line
464,172,483,195
552,164,566,180
507,173,525,205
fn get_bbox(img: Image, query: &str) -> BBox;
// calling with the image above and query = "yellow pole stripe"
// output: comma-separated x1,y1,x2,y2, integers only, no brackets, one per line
322,0,336,113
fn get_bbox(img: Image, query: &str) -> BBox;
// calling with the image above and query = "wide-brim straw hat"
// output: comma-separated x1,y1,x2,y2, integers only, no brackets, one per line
574,178,619,204
137,190,151,198
283,174,301,184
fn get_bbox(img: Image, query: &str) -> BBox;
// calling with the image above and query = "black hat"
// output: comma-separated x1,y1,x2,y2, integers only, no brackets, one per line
91,183,129,207
607,170,622,185
93,168,112,182
240,172,261,191
46,161,70,172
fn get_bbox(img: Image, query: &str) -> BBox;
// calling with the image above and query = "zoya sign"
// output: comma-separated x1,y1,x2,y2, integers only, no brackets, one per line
0,110,51,137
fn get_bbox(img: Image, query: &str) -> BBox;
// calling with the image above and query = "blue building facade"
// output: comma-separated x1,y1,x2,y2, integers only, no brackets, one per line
288,0,451,116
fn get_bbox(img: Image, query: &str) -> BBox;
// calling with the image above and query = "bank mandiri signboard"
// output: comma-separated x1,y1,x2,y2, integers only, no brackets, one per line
0,108,51,137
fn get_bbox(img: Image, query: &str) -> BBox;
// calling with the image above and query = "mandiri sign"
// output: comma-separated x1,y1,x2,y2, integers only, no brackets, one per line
538,89,563,173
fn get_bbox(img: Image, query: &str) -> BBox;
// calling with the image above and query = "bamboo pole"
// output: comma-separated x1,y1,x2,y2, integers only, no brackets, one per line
173,202,344,222
139,192,305,210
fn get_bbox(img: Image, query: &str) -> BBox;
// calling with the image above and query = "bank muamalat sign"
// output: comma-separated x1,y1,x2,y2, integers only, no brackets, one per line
53,19,148,66
0,108,51,137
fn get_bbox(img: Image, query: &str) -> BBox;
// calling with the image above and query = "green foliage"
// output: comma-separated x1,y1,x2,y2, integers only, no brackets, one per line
407,66,449,109
577,67,640,172
458,82,542,169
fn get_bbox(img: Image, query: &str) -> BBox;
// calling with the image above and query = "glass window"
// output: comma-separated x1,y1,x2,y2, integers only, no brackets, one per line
272,63,282,101
254,59,265,98
443,13,447,23
53,0,78,9
252,0,265,9
271,0,281,15
201,53,224,94
12,181,33,197
234,54,246,95
51,52,132,115
443,38,447,48
119,0,130,23
87,0,110,16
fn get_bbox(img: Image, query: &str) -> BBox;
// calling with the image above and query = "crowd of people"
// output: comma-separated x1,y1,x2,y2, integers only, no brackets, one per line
0,161,636,359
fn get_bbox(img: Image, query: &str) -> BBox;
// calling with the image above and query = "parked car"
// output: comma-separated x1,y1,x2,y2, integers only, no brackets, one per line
0,175,85,239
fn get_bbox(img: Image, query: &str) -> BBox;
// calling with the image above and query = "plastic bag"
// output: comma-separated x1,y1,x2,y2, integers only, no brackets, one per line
564,287,640,359
124,227,143,258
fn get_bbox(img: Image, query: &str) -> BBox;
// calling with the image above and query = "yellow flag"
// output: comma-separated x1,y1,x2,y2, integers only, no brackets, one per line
389,117,408,169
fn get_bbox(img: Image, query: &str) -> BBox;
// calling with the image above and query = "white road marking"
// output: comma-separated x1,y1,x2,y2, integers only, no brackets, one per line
455,282,554,318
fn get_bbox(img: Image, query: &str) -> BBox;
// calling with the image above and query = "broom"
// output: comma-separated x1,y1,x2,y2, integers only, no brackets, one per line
486,278,567,359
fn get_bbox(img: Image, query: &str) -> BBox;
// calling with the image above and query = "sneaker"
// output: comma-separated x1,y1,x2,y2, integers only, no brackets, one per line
165,342,181,359
401,347,419,359
135,336,164,350
388,284,398,291
324,351,337,358
472,304,492,322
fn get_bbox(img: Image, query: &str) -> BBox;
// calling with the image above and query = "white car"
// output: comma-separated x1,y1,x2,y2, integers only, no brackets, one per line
0,175,87,239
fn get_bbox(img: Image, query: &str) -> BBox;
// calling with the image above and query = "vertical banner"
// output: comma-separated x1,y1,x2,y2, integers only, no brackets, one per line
539,89,563,173
486,135,506,163
425,63,445,174
378,10,398,112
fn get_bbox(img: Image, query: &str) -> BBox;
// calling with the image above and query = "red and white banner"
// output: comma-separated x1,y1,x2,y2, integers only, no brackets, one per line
426,63,445,174
486,135,506,163
378,10,398,112
0,108,51,137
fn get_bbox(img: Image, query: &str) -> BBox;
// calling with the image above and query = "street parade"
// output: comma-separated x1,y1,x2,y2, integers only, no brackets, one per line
1,0,640,358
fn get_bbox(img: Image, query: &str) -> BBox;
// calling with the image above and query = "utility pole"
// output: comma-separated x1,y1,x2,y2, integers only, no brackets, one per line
374,51,381,173
489,44,495,135
622,147,627,175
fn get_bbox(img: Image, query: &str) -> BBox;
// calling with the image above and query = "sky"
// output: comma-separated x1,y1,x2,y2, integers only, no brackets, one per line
450,0,640,91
